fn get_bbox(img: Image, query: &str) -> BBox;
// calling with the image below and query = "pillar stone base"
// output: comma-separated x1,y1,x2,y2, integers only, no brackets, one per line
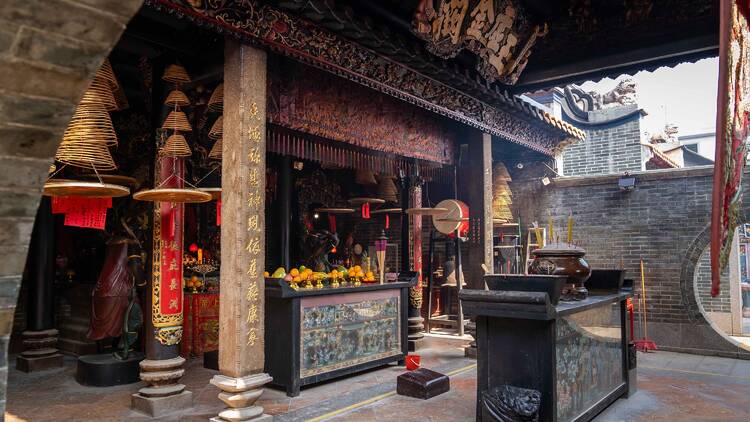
408,315,425,352
132,357,192,416
17,329,64,372
210,373,272,422
132,390,193,417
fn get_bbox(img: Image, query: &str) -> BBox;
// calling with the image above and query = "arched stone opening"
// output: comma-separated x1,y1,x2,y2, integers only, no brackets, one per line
0,0,144,414
680,224,750,356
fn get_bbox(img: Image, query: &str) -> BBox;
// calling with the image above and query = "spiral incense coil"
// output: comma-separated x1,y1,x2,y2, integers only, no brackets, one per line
164,89,190,107
162,64,191,85
55,137,117,171
98,59,120,90
79,76,118,112
208,115,222,140
207,83,223,113
162,110,192,132
62,102,118,146
159,133,192,157
208,137,222,161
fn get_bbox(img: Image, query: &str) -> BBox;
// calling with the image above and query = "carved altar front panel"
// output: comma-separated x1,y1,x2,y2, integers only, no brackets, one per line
299,289,401,378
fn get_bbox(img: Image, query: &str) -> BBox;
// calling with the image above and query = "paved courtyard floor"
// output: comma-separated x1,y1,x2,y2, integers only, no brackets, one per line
5,337,750,421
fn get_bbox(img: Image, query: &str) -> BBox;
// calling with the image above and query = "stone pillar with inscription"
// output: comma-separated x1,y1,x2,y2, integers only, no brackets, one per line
210,40,272,422
463,132,493,357
132,155,193,416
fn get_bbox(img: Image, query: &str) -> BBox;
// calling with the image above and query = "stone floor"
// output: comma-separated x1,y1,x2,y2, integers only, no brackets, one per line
5,340,750,421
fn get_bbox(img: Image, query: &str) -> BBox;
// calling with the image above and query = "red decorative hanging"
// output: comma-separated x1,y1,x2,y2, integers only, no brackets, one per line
711,0,750,296
328,214,337,233
216,200,222,226
361,203,370,219
385,214,390,229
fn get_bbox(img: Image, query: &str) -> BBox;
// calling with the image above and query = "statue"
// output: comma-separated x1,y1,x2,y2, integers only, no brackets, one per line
589,78,637,109
87,220,146,360
302,229,339,272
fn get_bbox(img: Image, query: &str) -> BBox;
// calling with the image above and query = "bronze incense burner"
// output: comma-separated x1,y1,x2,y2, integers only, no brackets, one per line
528,243,591,301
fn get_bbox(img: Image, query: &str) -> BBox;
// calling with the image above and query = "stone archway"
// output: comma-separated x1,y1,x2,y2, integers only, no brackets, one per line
0,0,144,414
680,224,750,357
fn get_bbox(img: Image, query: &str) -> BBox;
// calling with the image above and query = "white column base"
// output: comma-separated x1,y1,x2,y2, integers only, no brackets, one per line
210,373,273,421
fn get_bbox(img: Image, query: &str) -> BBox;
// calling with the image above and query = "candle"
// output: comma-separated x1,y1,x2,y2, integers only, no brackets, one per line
197,248,203,264
567,211,574,244
533,223,543,248
547,212,554,244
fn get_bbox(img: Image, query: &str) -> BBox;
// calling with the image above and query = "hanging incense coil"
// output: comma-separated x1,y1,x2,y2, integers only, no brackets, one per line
208,116,223,140
162,64,191,85
164,89,190,107
62,102,118,146
79,76,118,112
98,59,120,90
208,137,222,161
376,175,399,203
55,137,117,171
355,169,377,185
160,133,192,157
207,83,223,113
162,110,192,132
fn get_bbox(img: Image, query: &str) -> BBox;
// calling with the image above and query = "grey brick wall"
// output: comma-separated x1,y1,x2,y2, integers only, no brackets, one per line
562,115,643,176
511,166,750,358
695,247,731,313
0,0,143,416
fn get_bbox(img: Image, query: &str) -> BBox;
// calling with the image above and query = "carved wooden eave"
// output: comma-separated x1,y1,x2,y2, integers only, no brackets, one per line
145,0,584,156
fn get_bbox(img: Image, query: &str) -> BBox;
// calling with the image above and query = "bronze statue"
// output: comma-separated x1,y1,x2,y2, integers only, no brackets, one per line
87,220,146,360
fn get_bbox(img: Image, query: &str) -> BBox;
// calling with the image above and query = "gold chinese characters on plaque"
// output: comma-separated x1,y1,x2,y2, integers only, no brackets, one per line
412,0,548,84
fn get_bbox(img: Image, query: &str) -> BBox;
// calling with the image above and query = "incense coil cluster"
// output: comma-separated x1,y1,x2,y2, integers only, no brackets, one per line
159,64,193,158
55,60,121,171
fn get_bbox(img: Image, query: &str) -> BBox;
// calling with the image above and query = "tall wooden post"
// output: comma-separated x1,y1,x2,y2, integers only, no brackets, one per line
210,39,271,422
464,132,494,288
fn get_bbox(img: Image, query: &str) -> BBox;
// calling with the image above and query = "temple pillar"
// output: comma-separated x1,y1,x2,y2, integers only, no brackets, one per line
210,39,271,422
408,180,424,351
461,131,492,356
17,198,63,372
462,131,493,287
131,156,193,415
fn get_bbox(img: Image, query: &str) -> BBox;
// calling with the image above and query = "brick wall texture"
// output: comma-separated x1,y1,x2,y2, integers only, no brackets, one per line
0,0,143,416
512,166,750,357
562,116,643,176
695,246,731,313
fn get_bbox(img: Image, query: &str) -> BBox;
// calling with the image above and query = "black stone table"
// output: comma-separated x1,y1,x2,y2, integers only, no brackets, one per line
264,272,417,396
460,289,633,422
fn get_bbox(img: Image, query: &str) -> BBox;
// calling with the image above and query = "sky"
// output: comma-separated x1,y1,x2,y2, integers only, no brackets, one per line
580,57,718,137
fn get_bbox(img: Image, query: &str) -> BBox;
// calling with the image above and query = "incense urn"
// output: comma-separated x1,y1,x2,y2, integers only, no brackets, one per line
528,244,591,300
